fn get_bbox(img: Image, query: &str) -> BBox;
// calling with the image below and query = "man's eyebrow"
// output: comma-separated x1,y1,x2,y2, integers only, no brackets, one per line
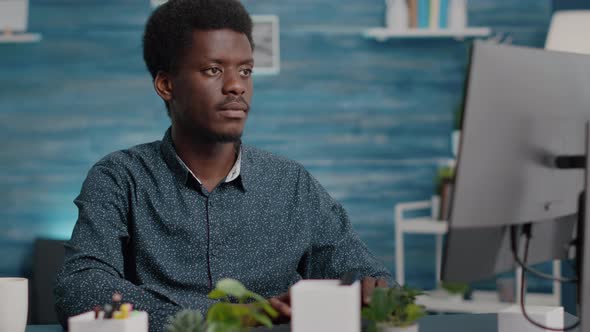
241,58,255,65
202,57,254,65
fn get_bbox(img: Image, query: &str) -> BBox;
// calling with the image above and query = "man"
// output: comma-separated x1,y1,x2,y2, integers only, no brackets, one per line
55,0,392,330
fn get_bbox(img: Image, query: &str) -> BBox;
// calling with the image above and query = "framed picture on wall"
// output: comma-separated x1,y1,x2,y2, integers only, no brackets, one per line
252,15,280,75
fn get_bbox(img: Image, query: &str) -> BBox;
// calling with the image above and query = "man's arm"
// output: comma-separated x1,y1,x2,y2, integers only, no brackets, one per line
54,161,213,331
296,168,395,290
268,167,394,318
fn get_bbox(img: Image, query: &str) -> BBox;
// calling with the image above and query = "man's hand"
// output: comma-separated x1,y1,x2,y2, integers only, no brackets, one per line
362,277,388,305
269,292,291,323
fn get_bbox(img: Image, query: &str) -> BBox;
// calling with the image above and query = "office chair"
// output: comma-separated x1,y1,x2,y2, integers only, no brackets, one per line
545,10,590,54
31,238,66,324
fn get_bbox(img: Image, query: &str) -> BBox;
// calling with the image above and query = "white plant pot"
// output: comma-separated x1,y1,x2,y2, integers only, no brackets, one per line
0,278,28,332
377,322,419,332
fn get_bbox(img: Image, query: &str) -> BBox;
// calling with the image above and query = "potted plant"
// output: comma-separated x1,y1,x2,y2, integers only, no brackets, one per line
434,164,455,221
206,278,278,331
362,286,426,332
431,281,469,302
165,278,278,332
166,310,206,332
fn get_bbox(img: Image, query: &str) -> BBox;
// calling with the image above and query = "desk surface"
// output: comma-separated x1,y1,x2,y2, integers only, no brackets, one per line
25,313,578,332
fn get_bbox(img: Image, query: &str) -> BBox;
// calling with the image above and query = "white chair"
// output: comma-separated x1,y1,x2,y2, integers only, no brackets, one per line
545,10,590,54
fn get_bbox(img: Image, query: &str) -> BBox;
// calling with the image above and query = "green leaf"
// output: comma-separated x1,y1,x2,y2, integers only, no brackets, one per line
440,281,469,295
165,310,205,332
369,288,395,322
207,303,240,324
259,302,278,318
206,321,242,332
206,278,278,331
245,291,266,303
362,286,427,327
361,307,375,321
208,289,228,299
251,311,273,328
404,303,426,325
215,279,249,298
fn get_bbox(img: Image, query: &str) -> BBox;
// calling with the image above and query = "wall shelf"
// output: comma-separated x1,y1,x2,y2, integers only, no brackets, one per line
0,33,42,43
363,27,491,41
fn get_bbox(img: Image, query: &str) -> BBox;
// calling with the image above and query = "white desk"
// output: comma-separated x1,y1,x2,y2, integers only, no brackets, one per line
394,199,562,313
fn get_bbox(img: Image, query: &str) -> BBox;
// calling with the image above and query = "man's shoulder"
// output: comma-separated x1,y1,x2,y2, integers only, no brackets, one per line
93,139,162,171
242,145,305,172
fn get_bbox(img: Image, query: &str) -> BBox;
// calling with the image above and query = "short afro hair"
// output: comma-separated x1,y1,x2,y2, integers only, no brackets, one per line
142,0,254,81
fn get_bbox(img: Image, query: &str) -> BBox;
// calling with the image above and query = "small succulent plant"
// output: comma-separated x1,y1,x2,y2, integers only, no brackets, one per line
165,309,206,332
362,286,426,331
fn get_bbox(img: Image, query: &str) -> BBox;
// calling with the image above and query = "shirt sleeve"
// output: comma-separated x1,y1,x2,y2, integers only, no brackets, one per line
296,168,394,285
54,161,213,331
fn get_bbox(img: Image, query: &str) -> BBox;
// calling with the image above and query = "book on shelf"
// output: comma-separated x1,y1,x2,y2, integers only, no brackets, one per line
417,0,430,28
429,0,440,29
385,0,465,30
439,0,449,28
407,0,418,28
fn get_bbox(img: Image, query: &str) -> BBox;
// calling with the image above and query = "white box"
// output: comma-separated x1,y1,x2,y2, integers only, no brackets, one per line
68,310,148,332
291,280,360,332
498,305,564,332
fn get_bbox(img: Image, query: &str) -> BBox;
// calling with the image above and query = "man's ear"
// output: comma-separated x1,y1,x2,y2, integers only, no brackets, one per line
154,71,173,104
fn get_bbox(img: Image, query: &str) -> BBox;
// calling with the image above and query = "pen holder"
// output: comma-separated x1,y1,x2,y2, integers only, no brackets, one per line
291,279,360,332
68,310,148,332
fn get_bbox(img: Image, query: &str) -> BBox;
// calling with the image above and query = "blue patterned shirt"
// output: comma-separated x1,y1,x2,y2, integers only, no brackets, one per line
55,128,392,331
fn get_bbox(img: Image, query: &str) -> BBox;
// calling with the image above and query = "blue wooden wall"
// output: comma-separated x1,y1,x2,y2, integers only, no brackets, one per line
0,0,551,291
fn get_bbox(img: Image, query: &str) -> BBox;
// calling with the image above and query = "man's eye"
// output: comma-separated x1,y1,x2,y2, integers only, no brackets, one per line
204,67,221,76
240,68,253,77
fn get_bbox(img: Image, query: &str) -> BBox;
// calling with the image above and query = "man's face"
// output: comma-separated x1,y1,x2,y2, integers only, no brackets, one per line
168,29,254,143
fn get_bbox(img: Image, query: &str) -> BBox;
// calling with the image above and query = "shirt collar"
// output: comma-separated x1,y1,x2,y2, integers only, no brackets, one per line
174,148,242,184
160,127,249,191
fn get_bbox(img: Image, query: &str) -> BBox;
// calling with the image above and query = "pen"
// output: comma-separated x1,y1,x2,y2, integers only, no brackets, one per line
103,304,113,319
112,292,123,311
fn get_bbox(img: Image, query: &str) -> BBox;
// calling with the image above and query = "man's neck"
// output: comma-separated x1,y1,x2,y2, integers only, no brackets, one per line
171,126,238,192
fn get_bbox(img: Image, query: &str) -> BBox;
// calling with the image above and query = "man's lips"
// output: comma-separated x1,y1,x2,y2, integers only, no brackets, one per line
220,102,248,111
219,102,248,119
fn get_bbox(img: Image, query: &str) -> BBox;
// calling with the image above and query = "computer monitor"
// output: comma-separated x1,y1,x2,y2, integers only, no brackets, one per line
441,41,590,330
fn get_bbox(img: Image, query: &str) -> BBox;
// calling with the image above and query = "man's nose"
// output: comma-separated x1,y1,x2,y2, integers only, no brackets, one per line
222,71,246,96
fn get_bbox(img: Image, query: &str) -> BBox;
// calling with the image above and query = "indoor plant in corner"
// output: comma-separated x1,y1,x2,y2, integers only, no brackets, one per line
362,286,426,332
165,278,278,332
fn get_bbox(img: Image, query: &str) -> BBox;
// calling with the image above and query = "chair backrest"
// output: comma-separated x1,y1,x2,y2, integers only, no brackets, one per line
31,238,66,324
545,10,590,54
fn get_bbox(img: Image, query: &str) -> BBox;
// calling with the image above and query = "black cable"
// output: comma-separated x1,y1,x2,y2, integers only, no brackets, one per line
518,227,580,331
510,225,578,283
